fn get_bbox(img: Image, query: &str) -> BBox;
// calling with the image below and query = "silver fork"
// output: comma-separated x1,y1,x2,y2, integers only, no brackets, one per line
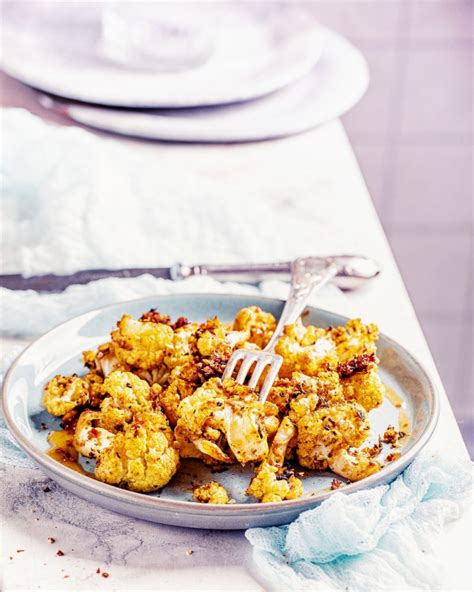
222,256,340,402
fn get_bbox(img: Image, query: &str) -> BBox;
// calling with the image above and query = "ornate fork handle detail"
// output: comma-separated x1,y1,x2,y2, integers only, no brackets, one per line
263,257,340,352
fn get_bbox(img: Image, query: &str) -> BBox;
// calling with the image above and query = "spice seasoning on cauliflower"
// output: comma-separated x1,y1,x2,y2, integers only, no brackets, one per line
43,307,391,497
275,320,339,377
43,375,90,416
233,306,276,348
175,377,269,465
296,402,370,470
193,481,230,504
112,314,175,370
94,411,180,493
247,417,303,503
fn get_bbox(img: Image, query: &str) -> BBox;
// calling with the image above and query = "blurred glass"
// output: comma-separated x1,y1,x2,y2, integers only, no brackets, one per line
2,1,217,73
99,1,217,72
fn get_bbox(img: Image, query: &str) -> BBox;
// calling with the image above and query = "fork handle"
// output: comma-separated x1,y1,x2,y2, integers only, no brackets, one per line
263,257,339,352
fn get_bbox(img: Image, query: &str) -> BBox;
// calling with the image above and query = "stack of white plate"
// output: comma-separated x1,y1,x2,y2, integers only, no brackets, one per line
1,3,369,142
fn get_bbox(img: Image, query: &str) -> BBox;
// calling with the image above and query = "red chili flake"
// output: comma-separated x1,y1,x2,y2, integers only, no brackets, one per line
64,576,70,579
56,550,65,557
48,537,55,544
96,568,101,574
330,479,343,490
337,353,376,378
102,572,110,578
172,316,190,330
9,556,13,560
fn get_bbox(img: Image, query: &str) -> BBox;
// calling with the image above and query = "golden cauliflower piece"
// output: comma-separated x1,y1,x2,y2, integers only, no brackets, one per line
246,463,303,503
195,317,251,358
341,365,385,412
111,314,174,370
193,481,230,504
296,402,370,470
83,342,124,377
328,448,381,481
275,320,338,377
287,371,344,424
175,377,269,465
43,374,90,416
73,409,116,458
101,370,151,410
233,306,276,348
247,417,303,503
156,362,201,426
164,321,200,369
330,318,379,363
99,371,153,428
94,411,179,493
267,370,343,419
82,371,105,407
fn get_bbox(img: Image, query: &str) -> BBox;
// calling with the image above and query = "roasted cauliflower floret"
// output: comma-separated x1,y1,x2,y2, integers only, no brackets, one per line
98,370,153,429
296,402,370,470
83,342,124,377
342,365,385,412
73,409,116,458
156,362,200,426
43,374,90,416
164,321,200,369
328,447,381,481
111,314,174,370
266,416,297,467
247,463,303,503
233,306,276,348
267,370,343,418
287,371,344,423
101,370,151,411
275,320,338,377
193,481,230,504
94,411,179,493
82,371,105,407
196,317,251,357
247,417,303,503
330,318,379,362
175,378,269,464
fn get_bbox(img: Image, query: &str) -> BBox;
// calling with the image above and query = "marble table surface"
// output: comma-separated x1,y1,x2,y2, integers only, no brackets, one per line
0,99,471,591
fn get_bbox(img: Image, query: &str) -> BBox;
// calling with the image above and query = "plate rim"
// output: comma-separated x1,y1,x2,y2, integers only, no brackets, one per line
42,28,369,143
0,10,325,108
2,292,440,514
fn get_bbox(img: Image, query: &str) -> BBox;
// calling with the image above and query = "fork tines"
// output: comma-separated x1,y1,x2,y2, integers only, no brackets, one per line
222,350,283,401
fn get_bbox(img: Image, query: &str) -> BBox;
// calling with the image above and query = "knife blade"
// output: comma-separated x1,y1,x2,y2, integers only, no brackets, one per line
0,256,380,293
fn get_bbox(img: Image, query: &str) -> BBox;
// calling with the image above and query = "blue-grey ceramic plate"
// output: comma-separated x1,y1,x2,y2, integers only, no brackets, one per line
2,294,439,529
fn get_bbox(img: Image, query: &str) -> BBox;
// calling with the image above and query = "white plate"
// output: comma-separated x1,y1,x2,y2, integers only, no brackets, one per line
43,29,368,142
1,3,323,108
2,294,439,530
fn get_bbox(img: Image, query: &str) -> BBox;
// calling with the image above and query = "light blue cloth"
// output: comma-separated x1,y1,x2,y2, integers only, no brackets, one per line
246,453,472,591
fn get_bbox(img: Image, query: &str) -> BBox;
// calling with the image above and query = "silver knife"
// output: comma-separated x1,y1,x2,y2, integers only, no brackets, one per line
0,255,380,293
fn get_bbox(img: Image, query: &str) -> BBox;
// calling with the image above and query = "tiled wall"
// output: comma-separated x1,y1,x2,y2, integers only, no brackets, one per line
309,0,473,452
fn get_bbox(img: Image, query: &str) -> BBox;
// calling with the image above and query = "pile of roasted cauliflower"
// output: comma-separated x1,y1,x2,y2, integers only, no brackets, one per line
43,306,389,503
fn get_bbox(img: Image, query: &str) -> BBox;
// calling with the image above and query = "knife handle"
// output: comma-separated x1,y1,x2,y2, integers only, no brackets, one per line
172,255,380,291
